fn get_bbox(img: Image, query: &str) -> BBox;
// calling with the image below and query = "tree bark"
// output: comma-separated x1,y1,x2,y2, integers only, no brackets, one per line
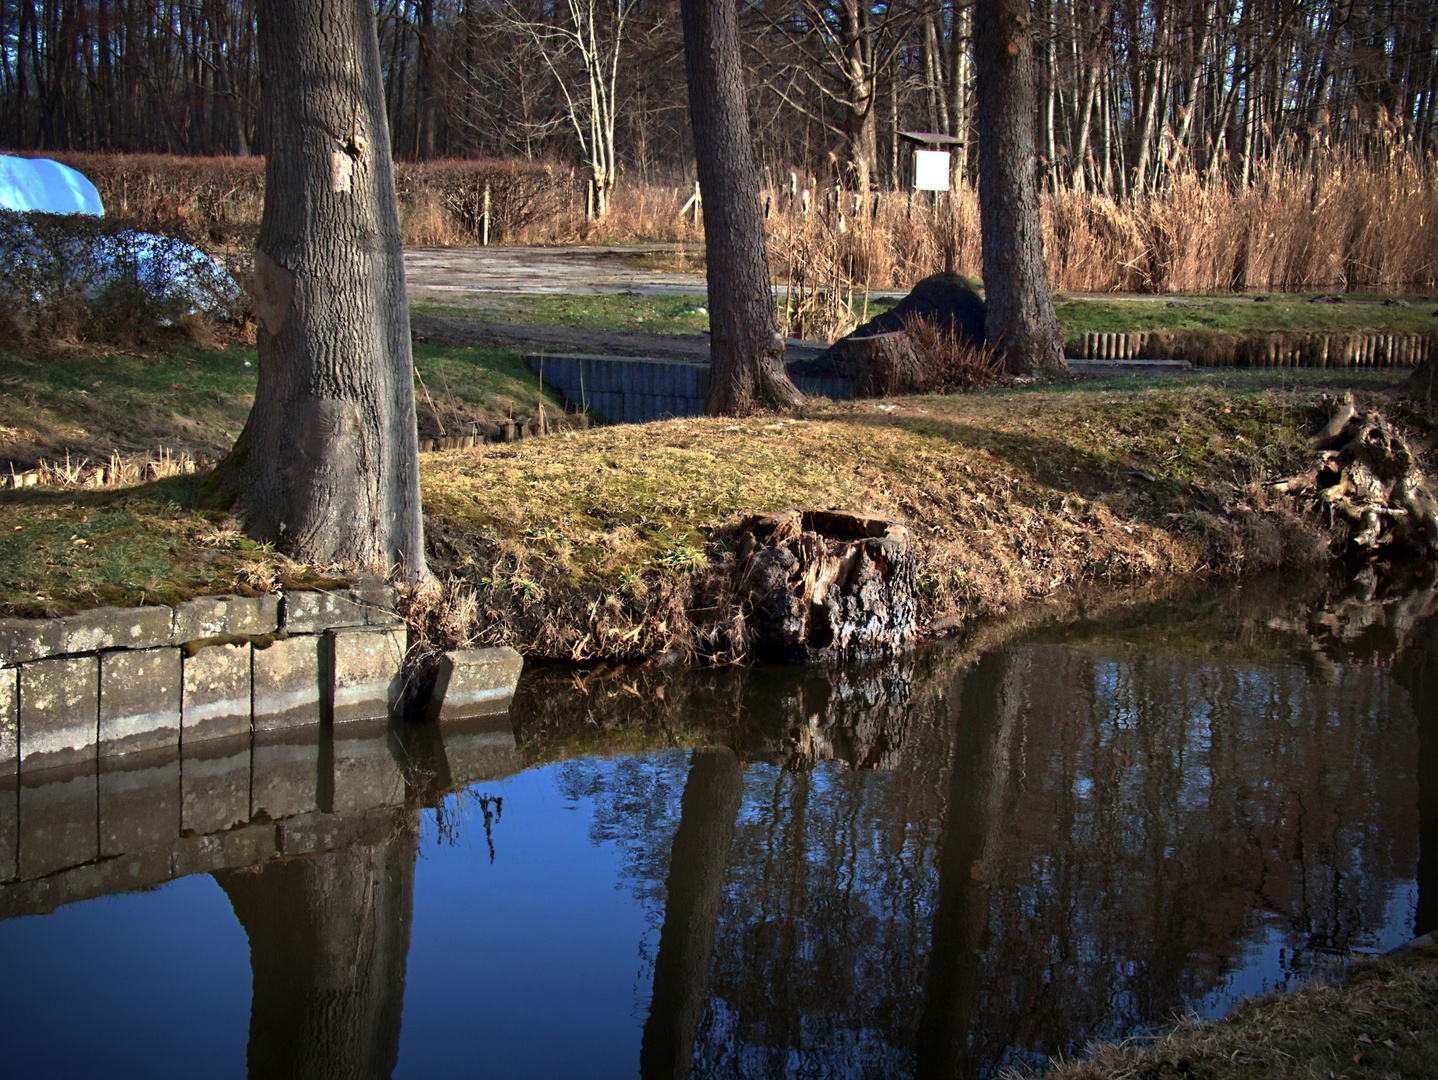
973,0,1066,375
681,0,804,414
230,0,432,589
639,747,744,1080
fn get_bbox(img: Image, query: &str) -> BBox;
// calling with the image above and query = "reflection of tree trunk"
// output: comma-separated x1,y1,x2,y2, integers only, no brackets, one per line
640,748,743,1080
1395,632,1438,937
216,809,420,1080
915,650,1024,1080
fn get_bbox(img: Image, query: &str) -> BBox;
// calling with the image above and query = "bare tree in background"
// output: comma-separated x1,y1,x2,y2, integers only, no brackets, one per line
973,0,1066,375
683,0,805,414
227,0,432,588
497,0,641,216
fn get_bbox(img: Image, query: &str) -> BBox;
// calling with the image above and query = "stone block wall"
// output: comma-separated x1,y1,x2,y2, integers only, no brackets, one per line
0,584,527,906
0,580,406,789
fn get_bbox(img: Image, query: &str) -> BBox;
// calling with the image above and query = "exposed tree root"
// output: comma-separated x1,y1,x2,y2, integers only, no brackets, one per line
1271,392,1438,558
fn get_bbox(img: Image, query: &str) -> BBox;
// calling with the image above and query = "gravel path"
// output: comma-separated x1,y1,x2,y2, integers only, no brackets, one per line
403,244,709,303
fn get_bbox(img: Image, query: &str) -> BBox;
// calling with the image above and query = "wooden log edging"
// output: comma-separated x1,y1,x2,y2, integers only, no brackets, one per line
1070,331,1438,369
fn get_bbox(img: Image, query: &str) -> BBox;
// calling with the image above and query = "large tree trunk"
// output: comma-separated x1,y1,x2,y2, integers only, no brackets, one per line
639,747,744,1080
681,0,805,414
973,0,1066,375
231,0,431,589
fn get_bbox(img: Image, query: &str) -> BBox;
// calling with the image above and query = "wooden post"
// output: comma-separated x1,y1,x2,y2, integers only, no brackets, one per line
481,182,491,246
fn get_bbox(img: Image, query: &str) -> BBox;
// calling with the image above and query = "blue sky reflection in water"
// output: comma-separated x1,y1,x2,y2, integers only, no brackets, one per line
0,575,1431,1079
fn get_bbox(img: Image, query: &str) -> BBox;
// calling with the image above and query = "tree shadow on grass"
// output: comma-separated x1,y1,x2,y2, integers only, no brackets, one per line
827,407,1145,504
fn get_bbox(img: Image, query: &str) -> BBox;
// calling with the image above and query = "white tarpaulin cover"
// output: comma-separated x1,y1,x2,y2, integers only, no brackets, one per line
0,155,104,215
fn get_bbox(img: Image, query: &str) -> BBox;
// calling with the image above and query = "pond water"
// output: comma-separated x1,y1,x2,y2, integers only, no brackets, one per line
0,570,1434,1079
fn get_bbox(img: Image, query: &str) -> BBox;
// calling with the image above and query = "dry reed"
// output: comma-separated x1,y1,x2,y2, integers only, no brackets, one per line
25,126,1432,293
5,447,203,490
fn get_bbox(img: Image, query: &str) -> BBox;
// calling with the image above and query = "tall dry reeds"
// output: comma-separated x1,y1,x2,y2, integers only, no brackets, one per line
21,128,1432,295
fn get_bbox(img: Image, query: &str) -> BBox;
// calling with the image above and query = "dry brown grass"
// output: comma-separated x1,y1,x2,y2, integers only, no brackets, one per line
1010,952,1438,1080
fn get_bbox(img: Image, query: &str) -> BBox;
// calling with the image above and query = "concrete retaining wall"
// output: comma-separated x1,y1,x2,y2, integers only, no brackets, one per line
528,353,852,423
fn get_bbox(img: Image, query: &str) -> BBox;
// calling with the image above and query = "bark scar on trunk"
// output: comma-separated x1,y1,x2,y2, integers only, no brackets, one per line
253,249,295,336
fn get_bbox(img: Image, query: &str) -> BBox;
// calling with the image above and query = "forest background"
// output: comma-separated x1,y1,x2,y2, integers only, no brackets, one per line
3,0,1436,297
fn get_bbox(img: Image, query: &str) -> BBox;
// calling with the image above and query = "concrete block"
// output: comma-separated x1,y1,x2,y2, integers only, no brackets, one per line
181,732,250,836
252,634,322,732
0,759,15,883
346,575,402,627
251,727,323,821
99,746,180,858
441,714,519,787
19,759,97,879
0,605,173,666
171,822,276,878
182,641,252,743
171,593,279,644
0,666,15,772
99,647,181,757
426,647,523,723
330,719,405,814
328,627,406,724
281,589,367,633
282,577,398,633
18,654,98,770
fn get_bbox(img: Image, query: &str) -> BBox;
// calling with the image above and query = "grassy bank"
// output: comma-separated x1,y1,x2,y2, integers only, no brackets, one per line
2,331,1421,645
0,338,566,472
1015,947,1438,1080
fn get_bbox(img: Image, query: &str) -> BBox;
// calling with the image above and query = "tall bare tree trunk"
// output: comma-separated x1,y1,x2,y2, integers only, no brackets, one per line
681,0,804,414
231,0,432,589
839,0,877,193
639,748,744,1080
417,0,436,161
973,0,1066,374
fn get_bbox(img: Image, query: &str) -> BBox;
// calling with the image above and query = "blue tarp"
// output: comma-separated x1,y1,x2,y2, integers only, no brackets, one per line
0,155,104,216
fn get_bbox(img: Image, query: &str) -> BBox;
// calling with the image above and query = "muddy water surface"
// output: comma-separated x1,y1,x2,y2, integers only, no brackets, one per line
1,572,1434,1079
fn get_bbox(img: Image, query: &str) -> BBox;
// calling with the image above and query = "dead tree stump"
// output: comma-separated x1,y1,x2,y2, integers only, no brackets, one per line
1273,392,1438,557
840,331,923,396
733,510,918,662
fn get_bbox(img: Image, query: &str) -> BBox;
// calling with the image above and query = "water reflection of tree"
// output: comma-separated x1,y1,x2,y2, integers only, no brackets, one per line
678,638,1416,1078
216,809,420,1080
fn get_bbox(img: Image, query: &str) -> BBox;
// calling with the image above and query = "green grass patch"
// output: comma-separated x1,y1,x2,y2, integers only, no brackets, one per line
1057,293,1438,336
1,340,570,468
413,292,713,334
0,343,257,462
0,477,316,617
412,344,568,426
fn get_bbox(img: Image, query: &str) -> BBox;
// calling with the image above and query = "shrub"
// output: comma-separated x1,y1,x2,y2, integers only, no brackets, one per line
899,311,1006,392
0,210,242,345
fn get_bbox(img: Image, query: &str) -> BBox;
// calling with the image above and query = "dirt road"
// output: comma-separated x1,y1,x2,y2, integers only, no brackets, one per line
403,244,708,305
